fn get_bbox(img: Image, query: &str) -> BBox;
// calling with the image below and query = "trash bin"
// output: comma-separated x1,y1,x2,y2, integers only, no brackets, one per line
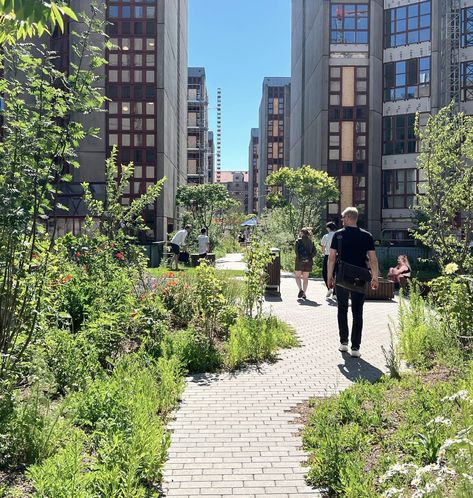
150,241,165,268
265,247,281,296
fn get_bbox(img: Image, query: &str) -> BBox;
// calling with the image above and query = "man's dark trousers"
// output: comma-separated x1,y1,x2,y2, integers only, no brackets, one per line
336,285,365,349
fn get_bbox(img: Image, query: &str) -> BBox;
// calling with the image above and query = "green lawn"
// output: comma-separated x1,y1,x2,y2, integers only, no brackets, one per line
148,267,246,279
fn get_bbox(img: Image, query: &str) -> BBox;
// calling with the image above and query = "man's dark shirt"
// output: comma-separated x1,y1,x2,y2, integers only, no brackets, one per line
330,226,375,268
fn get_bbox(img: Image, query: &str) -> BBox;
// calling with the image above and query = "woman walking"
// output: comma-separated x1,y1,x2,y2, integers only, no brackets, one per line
294,227,316,300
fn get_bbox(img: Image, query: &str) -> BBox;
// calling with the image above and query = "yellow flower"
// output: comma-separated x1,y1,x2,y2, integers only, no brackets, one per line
444,262,459,275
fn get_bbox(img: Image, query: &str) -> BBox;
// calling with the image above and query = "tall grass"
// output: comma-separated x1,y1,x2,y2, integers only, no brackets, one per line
226,316,298,369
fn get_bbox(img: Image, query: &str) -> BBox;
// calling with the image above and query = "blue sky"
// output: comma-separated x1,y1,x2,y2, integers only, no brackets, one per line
188,0,291,171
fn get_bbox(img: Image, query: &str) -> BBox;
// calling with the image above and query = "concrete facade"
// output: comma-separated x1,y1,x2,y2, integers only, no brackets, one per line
51,0,188,240
257,77,291,215
187,67,209,185
247,128,260,214
290,0,473,243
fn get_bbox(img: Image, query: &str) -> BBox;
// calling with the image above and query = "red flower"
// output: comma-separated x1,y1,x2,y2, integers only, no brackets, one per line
169,271,174,278
169,280,177,287
62,274,73,283
75,251,81,257
115,252,125,261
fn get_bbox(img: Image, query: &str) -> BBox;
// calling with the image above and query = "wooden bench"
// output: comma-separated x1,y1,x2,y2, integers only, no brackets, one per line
190,253,216,267
365,277,394,300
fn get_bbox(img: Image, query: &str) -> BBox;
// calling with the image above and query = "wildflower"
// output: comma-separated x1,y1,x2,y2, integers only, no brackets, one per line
115,251,125,261
75,251,81,257
169,280,177,287
169,271,175,278
61,274,74,283
382,487,403,498
427,417,452,427
444,262,458,274
379,463,417,483
441,390,470,403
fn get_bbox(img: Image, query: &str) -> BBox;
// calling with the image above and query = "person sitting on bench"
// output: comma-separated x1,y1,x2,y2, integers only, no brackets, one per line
197,228,210,260
387,255,411,284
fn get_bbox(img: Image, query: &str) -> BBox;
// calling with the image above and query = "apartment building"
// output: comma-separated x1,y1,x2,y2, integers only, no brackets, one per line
247,128,260,214
218,171,249,213
51,0,188,240
187,67,209,184
291,0,473,243
256,77,291,215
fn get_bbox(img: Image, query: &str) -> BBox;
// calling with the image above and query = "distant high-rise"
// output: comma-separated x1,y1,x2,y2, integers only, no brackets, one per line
291,0,473,243
247,128,260,214
257,77,291,214
207,131,215,183
187,67,209,184
51,0,188,240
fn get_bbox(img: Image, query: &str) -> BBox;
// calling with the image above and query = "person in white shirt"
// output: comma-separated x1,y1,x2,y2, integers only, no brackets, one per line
321,221,337,299
197,228,210,260
170,224,192,269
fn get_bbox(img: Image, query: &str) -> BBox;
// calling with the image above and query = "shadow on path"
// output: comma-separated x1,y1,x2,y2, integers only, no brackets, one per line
297,298,321,307
337,355,384,382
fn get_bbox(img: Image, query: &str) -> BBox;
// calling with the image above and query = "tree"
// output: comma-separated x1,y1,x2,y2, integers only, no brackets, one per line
414,103,473,273
83,147,166,242
176,183,234,231
0,8,106,379
0,0,77,44
265,165,339,238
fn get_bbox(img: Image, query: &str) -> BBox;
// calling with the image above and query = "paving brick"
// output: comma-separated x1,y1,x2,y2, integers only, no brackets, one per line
161,254,397,497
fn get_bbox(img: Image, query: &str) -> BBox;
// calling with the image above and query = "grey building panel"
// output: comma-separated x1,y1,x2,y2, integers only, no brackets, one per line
290,0,472,242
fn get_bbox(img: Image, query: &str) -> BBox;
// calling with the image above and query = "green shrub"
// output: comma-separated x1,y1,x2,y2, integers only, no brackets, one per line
397,287,462,368
62,354,177,495
303,372,473,497
42,328,101,393
0,384,71,468
26,431,92,498
162,327,221,373
226,316,297,369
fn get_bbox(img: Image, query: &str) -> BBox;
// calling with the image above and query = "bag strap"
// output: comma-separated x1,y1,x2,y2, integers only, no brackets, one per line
336,231,343,261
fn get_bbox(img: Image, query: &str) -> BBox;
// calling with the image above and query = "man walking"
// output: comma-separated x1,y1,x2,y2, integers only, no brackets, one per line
170,224,192,270
327,207,379,358
321,221,337,300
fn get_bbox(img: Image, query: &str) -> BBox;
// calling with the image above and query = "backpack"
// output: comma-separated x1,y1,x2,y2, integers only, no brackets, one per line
296,239,310,263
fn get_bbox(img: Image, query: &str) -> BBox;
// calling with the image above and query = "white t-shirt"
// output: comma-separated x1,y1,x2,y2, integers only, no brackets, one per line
321,231,335,256
171,229,188,247
198,234,210,254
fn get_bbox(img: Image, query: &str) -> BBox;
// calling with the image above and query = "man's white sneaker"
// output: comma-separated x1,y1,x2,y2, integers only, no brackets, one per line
326,289,332,298
338,343,349,352
350,348,361,358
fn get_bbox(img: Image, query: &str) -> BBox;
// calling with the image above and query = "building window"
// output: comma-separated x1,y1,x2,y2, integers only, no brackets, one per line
330,3,369,44
382,169,417,208
383,114,417,155
461,7,473,47
462,61,473,101
383,57,430,101
384,1,431,48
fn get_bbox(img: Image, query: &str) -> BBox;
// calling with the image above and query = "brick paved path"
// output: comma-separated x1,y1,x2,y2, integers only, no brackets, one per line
162,255,398,497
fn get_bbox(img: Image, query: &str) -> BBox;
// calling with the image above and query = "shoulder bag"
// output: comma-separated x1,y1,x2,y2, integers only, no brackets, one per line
335,233,371,294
